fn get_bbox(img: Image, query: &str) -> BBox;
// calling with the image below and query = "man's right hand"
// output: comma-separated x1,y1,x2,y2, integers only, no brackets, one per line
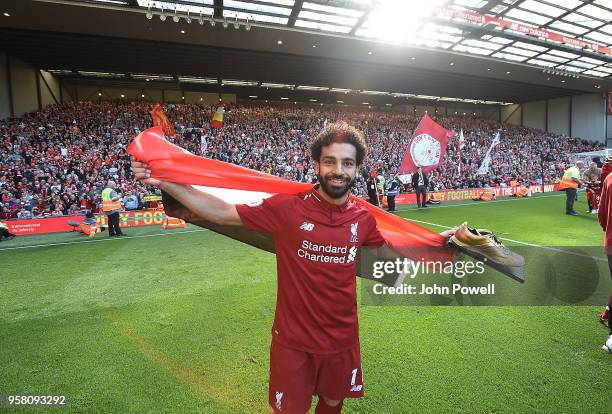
131,157,161,187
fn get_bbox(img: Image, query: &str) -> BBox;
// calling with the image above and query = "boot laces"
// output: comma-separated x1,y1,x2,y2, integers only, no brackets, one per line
487,233,511,255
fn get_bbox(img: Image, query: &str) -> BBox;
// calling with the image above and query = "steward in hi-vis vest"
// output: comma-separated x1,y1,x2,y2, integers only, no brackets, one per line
102,180,125,237
559,165,581,190
560,161,583,216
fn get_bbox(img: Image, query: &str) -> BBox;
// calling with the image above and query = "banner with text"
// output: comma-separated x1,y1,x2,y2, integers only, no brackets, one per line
393,184,560,205
436,6,612,57
6,184,561,235
6,210,168,236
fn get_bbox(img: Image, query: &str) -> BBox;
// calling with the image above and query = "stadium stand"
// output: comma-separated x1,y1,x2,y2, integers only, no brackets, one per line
0,100,602,219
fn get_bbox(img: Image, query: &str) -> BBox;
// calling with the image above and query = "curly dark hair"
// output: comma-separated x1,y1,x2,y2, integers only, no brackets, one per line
309,123,368,166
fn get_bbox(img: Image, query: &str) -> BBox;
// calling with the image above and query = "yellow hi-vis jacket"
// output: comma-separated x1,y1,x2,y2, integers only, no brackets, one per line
101,188,122,212
559,166,580,189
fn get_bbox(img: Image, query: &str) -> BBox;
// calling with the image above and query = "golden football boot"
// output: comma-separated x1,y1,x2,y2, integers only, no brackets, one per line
450,222,525,282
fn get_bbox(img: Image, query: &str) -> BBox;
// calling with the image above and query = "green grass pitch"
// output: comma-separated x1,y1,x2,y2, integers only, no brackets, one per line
1,192,610,413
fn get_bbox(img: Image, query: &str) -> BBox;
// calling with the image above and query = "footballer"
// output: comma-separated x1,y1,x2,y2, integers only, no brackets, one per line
132,123,454,413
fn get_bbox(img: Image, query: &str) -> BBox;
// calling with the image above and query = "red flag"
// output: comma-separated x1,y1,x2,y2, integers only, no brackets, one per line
607,90,612,116
149,103,176,137
399,114,454,174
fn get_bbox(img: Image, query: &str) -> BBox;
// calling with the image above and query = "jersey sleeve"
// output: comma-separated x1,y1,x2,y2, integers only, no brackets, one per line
235,194,290,235
362,213,386,247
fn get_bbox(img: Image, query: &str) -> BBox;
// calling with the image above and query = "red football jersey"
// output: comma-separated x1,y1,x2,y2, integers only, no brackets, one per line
598,173,612,252
236,186,386,354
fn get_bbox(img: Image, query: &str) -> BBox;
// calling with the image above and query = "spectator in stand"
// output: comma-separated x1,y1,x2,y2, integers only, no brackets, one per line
123,191,140,211
17,208,33,220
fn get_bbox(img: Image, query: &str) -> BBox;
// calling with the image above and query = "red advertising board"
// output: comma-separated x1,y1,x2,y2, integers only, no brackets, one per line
394,184,559,205
5,184,561,235
436,7,612,57
6,210,167,236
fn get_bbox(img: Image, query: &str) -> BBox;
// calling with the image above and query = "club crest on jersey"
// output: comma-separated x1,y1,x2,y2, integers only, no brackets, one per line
300,222,315,231
350,222,359,243
275,391,283,410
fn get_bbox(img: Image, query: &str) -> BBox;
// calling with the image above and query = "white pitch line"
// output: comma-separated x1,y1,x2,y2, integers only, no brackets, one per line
398,193,564,211
0,229,208,252
408,217,607,262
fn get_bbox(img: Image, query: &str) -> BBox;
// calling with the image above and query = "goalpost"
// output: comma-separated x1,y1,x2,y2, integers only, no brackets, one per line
568,150,610,165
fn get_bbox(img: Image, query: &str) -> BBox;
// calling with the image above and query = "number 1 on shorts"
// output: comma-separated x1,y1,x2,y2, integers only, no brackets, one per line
351,368,358,386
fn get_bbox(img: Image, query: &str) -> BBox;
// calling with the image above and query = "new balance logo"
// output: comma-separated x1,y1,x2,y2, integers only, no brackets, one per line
300,222,315,231
350,385,363,392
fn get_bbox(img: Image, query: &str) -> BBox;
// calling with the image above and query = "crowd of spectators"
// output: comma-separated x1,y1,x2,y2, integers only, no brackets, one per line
0,100,602,219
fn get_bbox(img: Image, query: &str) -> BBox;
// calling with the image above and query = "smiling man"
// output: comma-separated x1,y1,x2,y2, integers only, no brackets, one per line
131,123,446,413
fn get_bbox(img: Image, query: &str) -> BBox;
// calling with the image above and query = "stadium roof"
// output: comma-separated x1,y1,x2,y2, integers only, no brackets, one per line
1,0,611,104
69,0,612,79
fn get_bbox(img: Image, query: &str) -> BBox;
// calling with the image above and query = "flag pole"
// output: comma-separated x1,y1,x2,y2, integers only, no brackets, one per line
458,129,463,174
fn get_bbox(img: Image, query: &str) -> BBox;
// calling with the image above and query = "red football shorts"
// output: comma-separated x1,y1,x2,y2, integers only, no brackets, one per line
587,187,601,209
268,340,364,413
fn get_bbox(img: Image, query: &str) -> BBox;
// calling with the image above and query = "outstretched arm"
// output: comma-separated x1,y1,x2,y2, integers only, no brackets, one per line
131,158,242,226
